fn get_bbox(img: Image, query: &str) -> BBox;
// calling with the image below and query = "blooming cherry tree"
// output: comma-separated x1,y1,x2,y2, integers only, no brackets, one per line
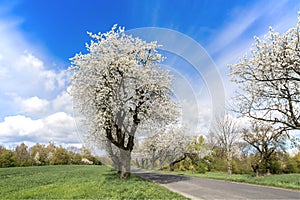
133,126,192,171
69,25,177,178
229,15,300,131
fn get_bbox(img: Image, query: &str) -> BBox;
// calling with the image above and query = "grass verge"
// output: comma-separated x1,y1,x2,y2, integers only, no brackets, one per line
0,165,188,199
160,170,300,190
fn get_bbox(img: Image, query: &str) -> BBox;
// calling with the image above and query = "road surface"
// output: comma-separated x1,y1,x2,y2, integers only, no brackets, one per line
135,171,300,199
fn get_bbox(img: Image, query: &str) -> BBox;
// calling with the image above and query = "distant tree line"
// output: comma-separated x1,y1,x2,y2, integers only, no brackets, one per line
0,142,102,168
134,132,300,175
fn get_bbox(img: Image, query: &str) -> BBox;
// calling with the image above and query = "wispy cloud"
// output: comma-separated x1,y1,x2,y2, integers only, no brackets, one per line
208,0,299,99
151,2,161,27
208,0,292,55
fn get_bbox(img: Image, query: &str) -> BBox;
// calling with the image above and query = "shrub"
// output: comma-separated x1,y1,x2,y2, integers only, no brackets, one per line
0,149,16,167
195,161,207,174
284,158,298,173
232,159,252,174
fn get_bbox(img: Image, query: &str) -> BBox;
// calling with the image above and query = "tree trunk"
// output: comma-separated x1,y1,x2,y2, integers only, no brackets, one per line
265,161,271,175
169,154,187,171
151,150,156,169
105,141,122,173
119,149,131,179
135,158,140,168
159,160,164,170
226,150,232,176
169,162,175,171
251,163,259,177
141,158,145,169
255,169,259,177
114,157,122,174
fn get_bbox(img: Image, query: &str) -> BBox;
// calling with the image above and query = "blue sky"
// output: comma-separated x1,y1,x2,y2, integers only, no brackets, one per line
0,0,299,148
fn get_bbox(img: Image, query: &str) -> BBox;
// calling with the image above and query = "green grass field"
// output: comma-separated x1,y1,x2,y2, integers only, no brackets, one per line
0,165,188,199
166,171,300,190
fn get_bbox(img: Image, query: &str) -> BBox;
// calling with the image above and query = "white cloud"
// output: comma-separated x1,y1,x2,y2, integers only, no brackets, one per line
18,52,44,70
52,88,73,114
0,115,44,138
0,11,68,101
14,96,49,117
0,112,79,144
0,5,75,146
1,52,67,96
42,112,77,139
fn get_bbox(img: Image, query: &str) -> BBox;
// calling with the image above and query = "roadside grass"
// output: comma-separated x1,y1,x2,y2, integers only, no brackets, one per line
0,165,188,199
161,170,300,190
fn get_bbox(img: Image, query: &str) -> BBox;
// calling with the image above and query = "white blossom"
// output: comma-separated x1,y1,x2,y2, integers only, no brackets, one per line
68,25,178,178
229,14,300,131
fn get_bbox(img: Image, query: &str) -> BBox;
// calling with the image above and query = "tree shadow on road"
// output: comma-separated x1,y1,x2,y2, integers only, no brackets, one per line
135,172,190,184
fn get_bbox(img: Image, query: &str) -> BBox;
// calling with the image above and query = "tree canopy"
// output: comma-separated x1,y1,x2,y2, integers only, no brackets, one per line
69,25,177,178
229,15,300,131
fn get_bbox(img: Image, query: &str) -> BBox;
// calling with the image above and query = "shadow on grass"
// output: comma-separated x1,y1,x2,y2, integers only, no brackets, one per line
102,168,144,182
102,168,190,184
103,172,119,180
135,172,191,184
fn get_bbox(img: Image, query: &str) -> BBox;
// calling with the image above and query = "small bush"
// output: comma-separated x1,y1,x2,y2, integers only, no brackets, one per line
195,161,207,174
284,158,298,173
210,158,226,172
232,159,252,174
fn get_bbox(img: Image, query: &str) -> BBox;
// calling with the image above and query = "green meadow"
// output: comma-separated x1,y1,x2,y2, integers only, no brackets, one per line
0,165,187,199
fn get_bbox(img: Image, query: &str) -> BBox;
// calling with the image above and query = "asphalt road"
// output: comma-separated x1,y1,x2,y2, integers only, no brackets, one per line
135,171,300,200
